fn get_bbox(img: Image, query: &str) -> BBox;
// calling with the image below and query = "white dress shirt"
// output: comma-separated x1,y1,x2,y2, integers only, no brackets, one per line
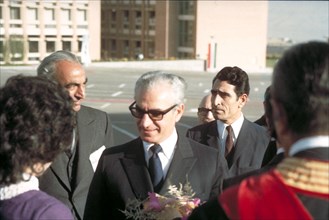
143,129,178,178
216,113,244,155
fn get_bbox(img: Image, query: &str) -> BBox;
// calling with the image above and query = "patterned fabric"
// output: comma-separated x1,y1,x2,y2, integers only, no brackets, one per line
0,174,39,200
219,157,329,220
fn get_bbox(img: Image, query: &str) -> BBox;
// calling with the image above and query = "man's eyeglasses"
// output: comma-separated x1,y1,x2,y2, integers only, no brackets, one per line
129,101,177,121
197,107,212,116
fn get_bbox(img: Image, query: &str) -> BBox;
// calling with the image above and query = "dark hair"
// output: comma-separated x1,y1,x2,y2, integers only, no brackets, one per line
212,66,250,97
0,75,75,185
272,41,329,135
264,86,276,138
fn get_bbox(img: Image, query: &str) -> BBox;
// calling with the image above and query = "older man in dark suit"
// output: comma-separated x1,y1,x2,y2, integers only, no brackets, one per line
188,41,329,220
37,51,114,220
83,71,228,220
187,66,269,177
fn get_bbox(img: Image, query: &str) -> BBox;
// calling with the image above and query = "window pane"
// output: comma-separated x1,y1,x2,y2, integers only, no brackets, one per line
27,7,38,20
44,8,55,21
10,7,20,19
46,41,55,53
62,41,71,51
77,9,87,21
61,8,71,21
29,41,39,52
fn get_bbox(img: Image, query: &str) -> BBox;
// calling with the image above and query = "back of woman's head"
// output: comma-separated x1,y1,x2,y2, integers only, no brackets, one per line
0,75,75,185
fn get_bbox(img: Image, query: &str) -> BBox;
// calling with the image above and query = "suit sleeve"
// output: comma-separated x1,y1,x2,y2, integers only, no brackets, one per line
104,112,114,148
211,152,229,197
83,154,108,220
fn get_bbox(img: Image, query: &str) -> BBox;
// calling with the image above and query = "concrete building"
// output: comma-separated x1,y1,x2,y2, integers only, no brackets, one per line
0,0,100,64
1,0,268,71
101,0,268,71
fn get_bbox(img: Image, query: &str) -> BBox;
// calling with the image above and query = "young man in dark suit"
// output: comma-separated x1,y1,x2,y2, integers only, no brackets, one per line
187,66,269,177
188,41,329,220
83,71,228,219
37,51,114,220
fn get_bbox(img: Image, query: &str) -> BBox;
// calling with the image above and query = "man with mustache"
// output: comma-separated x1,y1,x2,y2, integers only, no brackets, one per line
37,50,114,220
188,40,329,220
187,66,269,177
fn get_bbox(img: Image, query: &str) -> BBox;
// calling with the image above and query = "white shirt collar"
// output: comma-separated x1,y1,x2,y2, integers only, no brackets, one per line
0,174,39,200
217,113,244,140
289,136,329,156
277,147,285,154
143,128,178,163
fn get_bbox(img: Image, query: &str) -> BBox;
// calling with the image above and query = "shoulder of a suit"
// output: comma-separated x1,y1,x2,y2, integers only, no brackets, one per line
188,120,217,131
78,105,109,118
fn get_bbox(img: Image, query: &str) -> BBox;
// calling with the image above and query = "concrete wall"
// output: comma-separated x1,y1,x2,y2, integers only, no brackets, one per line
91,59,206,72
195,1,268,72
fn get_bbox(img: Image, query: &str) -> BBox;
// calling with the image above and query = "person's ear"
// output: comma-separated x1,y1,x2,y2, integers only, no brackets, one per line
175,103,184,122
238,94,248,108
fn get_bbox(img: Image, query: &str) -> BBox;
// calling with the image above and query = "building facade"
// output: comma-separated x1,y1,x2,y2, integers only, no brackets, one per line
1,0,268,71
101,0,268,71
0,0,100,64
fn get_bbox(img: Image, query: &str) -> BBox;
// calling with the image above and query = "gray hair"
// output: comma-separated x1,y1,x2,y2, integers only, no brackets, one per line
37,50,80,80
134,71,187,104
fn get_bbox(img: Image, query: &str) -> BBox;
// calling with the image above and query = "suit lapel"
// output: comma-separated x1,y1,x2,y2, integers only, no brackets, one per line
49,152,71,191
75,107,95,190
231,118,250,162
121,139,153,200
160,135,197,194
206,121,221,151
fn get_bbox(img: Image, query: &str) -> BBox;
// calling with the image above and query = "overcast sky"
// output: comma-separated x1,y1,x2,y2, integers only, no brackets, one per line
268,1,328,43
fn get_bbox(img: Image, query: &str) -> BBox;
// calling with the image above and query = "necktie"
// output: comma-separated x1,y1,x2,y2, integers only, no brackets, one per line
225,125,234,157
149,144,163,191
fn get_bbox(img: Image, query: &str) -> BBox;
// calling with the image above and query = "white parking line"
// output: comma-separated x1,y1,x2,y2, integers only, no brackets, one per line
112,124,138,139
112,91,123,97
87,84,95,88
100,103,111,109
118,84,126,88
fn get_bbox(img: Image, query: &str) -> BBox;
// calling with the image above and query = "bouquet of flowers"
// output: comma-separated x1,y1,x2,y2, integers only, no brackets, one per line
121,182,201,220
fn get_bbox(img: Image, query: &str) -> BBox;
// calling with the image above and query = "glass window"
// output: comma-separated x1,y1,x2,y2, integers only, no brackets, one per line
62,41,71,51
29,41,39,53
0,40,4,61
44,8,55,21
77,9,87,21
46,41,55,53
111,10,116,21
111,39,116,50
10,7,20,19
78,40,82,52
123,10,129,22
61,8,71,21
178,20,194,47
179,1,195,15
27,7,38,20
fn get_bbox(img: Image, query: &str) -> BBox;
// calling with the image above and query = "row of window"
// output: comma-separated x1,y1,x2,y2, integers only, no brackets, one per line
102,0,156,5
0,39,82,60
102,10,155,23
0,6,87,21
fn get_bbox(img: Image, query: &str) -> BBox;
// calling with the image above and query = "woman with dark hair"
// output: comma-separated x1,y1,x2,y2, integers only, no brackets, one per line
0,75,75,219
